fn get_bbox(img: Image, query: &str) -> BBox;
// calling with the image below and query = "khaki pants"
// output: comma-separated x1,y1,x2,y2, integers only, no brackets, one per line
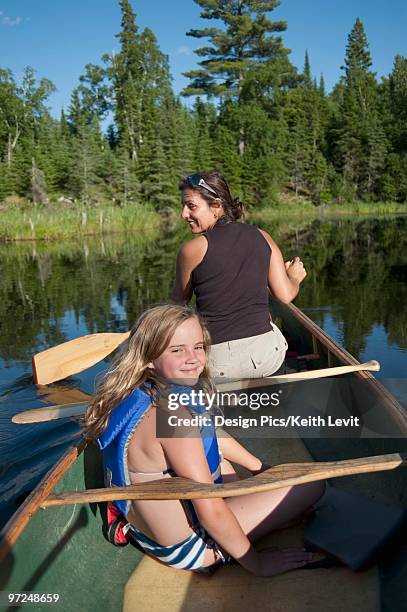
208,323,288,380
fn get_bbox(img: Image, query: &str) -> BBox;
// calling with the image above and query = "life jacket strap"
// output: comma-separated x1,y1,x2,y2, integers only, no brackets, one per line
106,501,131,547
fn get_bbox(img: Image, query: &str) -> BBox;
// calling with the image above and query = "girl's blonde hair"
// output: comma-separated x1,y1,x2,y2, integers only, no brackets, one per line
84,304,212,440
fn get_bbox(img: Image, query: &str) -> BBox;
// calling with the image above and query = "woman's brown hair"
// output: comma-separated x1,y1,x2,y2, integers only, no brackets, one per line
179,171,245,222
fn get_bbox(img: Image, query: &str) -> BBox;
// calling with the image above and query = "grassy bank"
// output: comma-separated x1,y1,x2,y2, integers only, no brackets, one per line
250,200,406,222
0,204,160,241
1,199,405,242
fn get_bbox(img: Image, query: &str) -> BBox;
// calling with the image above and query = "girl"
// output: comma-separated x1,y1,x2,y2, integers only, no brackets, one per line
173,171,307,380
85,304,323,575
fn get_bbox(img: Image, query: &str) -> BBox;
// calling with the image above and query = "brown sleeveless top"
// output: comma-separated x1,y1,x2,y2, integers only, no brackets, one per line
192,222,271,344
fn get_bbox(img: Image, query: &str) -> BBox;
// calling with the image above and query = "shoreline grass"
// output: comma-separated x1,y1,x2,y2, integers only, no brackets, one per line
0,199,405,242
0,204,161,242
250,200,406,222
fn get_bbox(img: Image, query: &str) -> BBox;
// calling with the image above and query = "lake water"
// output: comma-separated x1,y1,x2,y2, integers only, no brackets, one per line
0,215,406,528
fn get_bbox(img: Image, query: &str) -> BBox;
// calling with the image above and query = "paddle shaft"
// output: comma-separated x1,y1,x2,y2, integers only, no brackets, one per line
14,360,380,424
42,453,406,507
15,360,380,425
218,359,380,392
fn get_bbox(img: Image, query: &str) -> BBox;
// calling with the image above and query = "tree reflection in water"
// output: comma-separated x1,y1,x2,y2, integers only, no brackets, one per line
0,216,406,367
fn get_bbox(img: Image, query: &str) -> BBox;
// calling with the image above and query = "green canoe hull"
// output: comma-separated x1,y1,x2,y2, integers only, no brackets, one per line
1,301,406,611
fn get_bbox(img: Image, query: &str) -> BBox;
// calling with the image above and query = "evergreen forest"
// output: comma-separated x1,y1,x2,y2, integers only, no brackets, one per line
1,0,406,214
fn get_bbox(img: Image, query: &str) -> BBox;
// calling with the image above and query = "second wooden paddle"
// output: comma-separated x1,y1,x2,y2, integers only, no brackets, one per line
42,453,406,507
14,360,380,424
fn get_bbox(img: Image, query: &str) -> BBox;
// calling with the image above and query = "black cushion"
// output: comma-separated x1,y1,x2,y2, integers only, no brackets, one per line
304,486,406,570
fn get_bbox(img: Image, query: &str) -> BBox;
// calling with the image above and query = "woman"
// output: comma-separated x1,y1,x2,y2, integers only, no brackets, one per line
85,304,323,575
172,171,307,379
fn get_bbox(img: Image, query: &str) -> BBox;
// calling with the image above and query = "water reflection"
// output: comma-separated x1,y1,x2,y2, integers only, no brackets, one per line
1,218,406,365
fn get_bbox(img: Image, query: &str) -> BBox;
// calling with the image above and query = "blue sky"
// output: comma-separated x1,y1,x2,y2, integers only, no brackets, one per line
1,0,406,118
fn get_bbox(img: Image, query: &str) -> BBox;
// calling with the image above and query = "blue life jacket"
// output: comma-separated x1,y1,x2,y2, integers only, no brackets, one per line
97,385,221,518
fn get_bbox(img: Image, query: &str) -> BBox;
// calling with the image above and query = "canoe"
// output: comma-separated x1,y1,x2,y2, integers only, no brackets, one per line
1,300,406,612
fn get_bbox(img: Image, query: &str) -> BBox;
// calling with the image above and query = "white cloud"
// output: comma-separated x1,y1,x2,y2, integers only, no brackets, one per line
1,13,23,26
176,46,192,56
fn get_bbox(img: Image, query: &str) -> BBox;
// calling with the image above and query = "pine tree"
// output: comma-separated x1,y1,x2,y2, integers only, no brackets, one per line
0,69,23,169
333,18,388,199
106,2,173,165
191,98,216,169
379,55,407,200
106,0,141,160
183,0,294,158
138,111,177,209
319,74,326,96
172,101,196,179
33,116,60,195
106,124,119,150
183,0,291,99
212,123,242,192
386,55,407,153
50,111,74,194
303,50,312,88
159,95,195,191
67,90,106,203
111,147,140,206
282,53,330,203
78,63,110,121
233,103,287,206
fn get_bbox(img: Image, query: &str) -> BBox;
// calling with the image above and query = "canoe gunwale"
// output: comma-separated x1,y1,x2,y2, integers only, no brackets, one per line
285,302,407,435
0,438,87,564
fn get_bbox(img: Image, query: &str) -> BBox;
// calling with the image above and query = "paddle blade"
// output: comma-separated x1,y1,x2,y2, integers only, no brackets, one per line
32,332,130,385
36,385,91,406
12,402,89,424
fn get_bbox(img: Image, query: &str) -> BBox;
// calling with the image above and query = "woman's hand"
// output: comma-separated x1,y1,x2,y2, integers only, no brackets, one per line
217,431,267,474
256,547,313,577
285,256,307,285
259,230,305,303
249,461,272,476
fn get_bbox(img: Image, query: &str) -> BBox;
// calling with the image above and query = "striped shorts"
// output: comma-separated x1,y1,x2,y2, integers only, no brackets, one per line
128,524,228,572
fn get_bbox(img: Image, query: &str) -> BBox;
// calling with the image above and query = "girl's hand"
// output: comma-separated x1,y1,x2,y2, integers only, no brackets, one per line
256,547,313,577
285,257,307,284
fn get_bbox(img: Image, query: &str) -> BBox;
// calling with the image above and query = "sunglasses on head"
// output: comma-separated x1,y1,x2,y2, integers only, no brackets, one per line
186,174,218,197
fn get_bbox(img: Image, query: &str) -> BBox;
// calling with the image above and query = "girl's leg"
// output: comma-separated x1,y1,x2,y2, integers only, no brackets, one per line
226,480,325,542
200,481,324,569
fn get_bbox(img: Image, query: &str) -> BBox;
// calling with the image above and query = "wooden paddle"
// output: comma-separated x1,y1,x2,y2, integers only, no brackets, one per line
12,402,89,424
41,453,406,507
32,331,131,385
215,359,380,391
14,360,380,424
36,384,91,406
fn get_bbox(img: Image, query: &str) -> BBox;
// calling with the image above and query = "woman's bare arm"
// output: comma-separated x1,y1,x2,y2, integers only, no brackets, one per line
258,229,306,304
217,430,263,472
171,237,207,304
